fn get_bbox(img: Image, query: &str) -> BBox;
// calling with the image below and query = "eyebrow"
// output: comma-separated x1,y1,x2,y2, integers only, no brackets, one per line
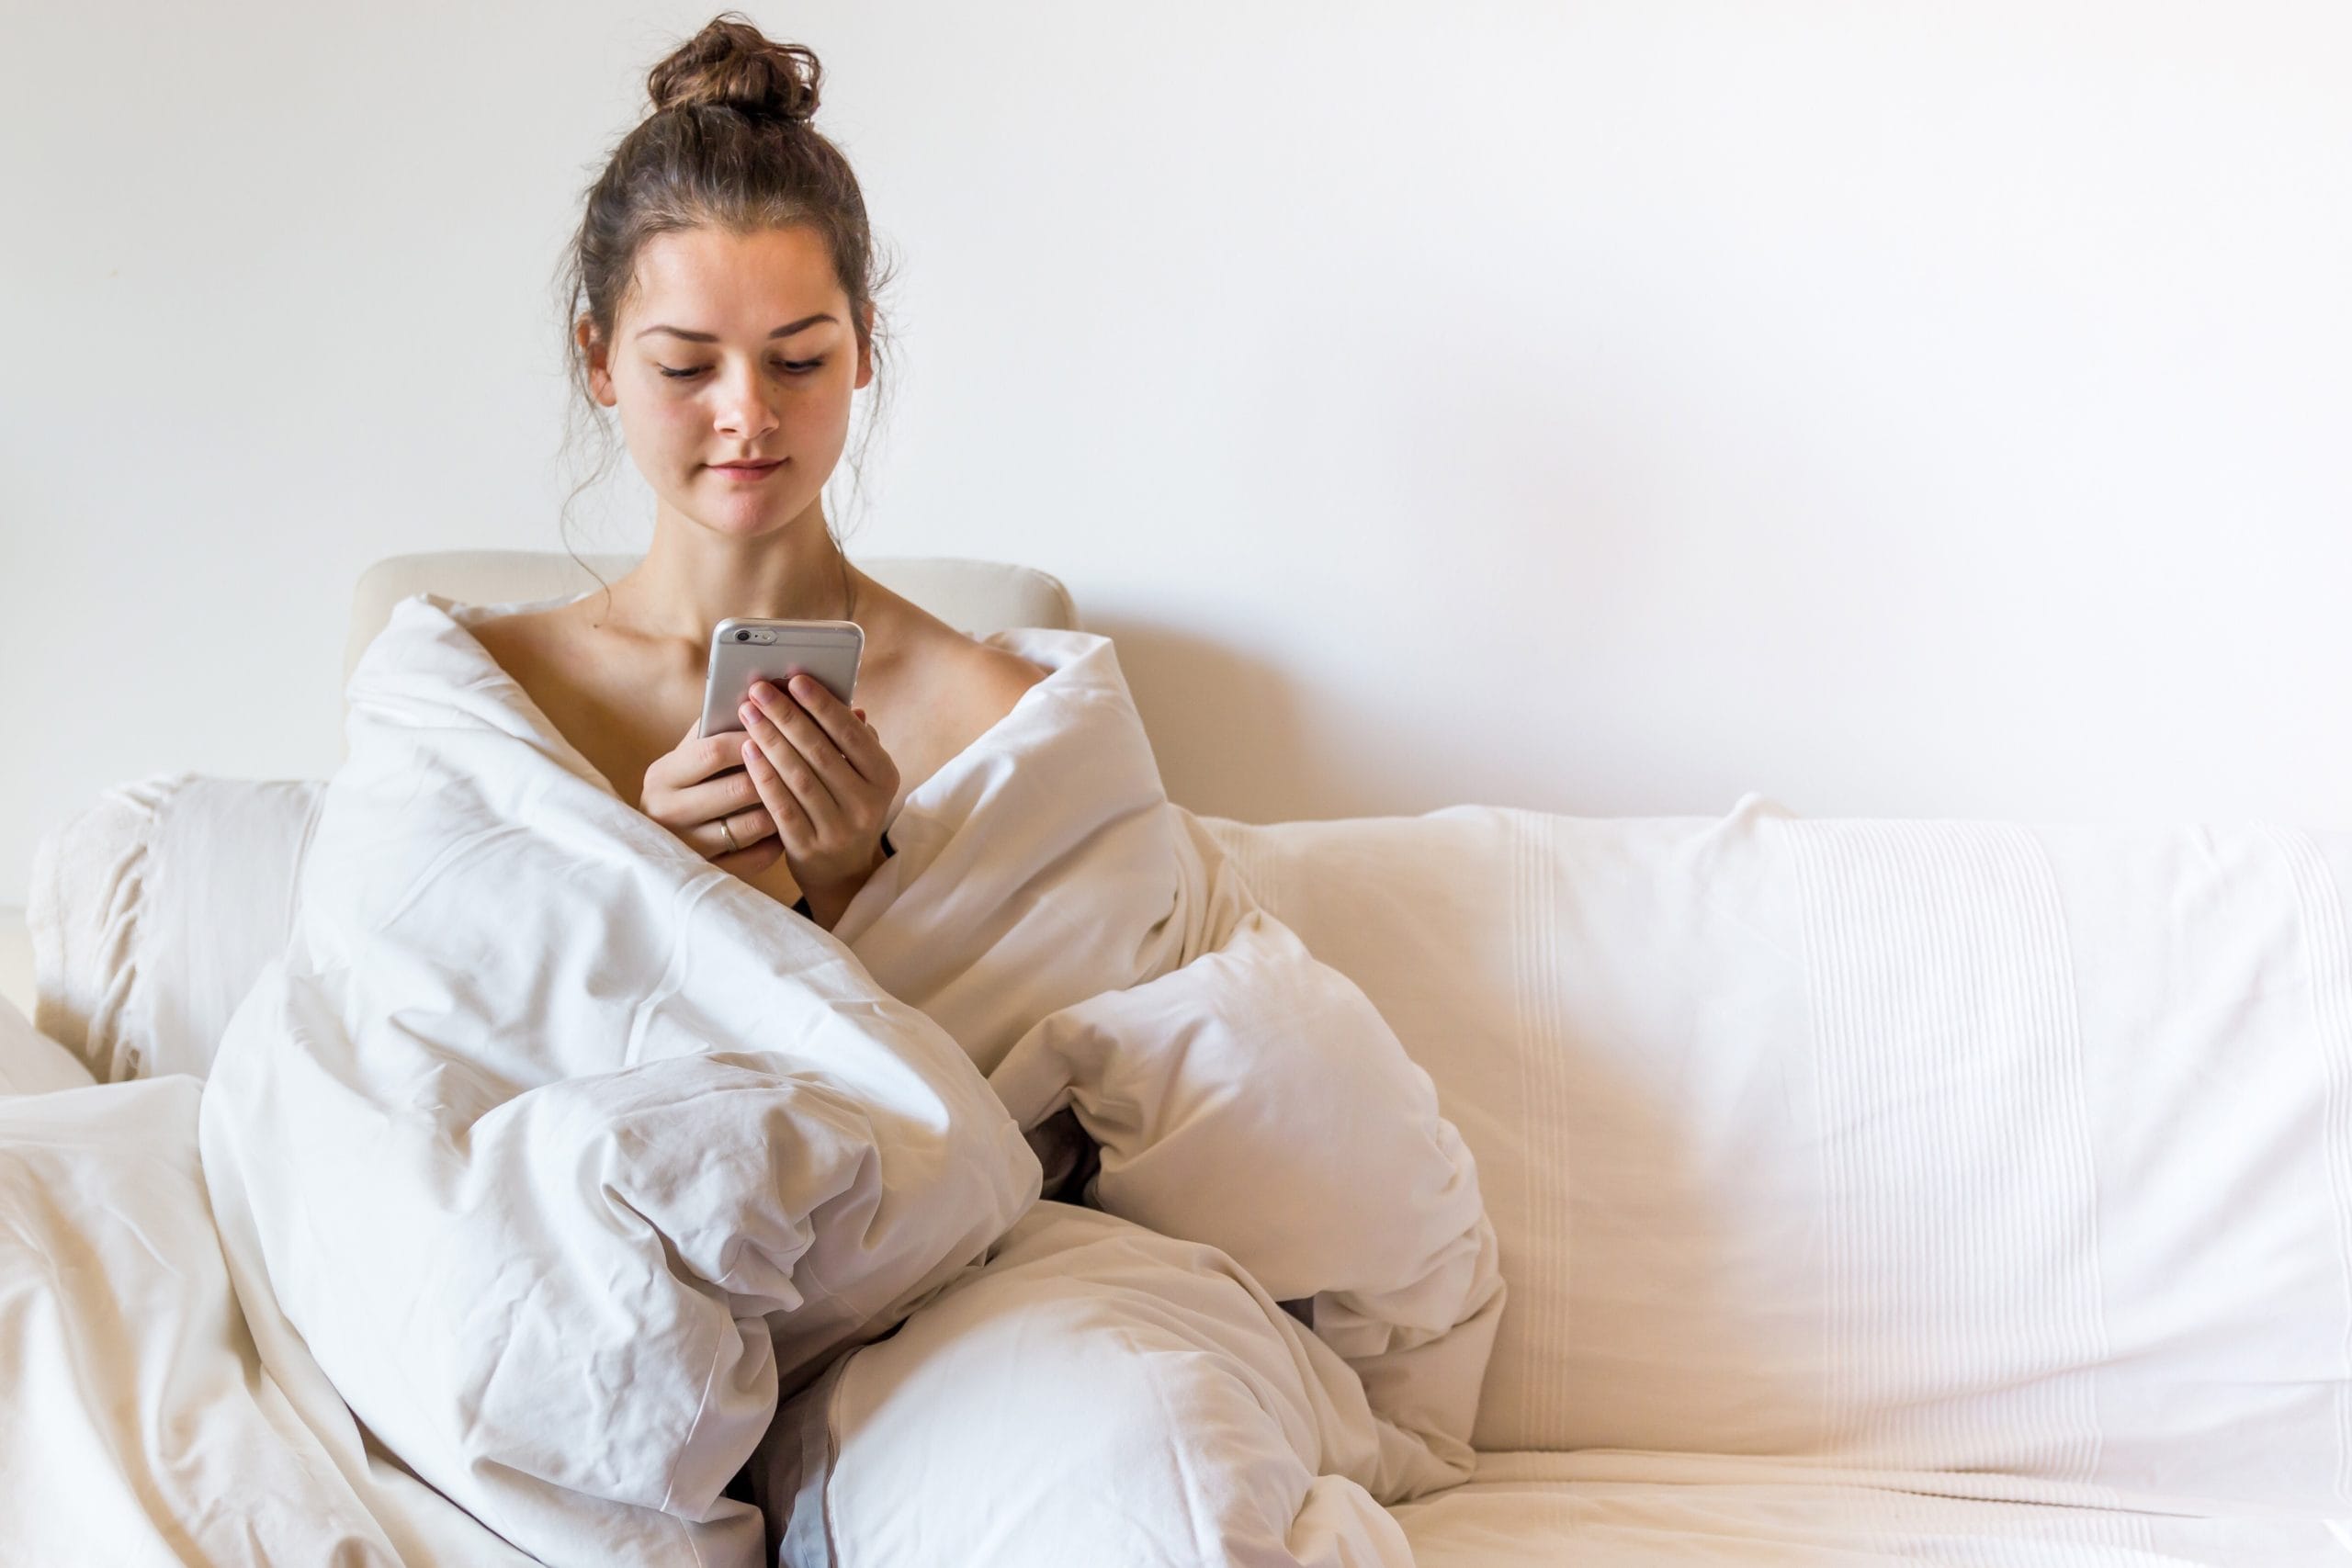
635,314,838,343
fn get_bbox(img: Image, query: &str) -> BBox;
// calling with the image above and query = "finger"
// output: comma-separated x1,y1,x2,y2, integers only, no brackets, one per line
741,736,815,849
714,838,784,877
644,722,700,791
766,695,867,817
688,715,748,773
705,803,777,859
750,724,850,844
650,725,752,792
846,706,894,782
742,690,851,830
670,763,768,830
680,792,771,862
698,728,755,778
754,681,882,816
783,675,886,778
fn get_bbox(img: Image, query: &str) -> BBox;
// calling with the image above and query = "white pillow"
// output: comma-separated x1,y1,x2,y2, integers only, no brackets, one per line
0,996,96,1095
29,773,322,1082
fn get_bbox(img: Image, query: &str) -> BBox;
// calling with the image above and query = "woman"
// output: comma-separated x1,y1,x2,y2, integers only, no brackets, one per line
473,13,1046,931
356,17,1498,1562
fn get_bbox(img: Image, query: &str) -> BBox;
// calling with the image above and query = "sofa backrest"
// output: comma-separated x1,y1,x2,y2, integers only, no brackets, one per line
345,552,1079,686
1201,799,2352,1517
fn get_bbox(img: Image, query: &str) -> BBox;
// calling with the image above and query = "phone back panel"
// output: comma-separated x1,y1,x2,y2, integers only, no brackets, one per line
698,619,864,739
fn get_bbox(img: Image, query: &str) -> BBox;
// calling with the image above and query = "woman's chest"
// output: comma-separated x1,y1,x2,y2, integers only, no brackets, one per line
483,610,1017,908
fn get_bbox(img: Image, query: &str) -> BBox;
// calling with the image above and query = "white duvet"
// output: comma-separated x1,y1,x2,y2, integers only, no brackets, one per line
0,1070,546,1567
179,592,1501,1565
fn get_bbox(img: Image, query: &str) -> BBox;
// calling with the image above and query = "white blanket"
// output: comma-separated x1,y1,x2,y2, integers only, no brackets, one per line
821,616,1507,1495
196,592,1502,1565
760,616,1508,1562
196,594,1044,1565
0,1075,537,1567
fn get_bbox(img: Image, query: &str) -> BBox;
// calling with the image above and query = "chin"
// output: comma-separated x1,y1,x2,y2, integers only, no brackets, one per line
684,502,804,541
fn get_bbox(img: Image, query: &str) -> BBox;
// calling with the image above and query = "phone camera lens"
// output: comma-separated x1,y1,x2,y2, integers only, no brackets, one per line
734,629,750,642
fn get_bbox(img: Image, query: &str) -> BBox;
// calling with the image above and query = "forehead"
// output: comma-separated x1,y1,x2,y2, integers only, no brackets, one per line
625,225,842,327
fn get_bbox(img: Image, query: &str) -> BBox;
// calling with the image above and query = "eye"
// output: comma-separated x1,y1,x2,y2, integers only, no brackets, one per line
657,359,825,380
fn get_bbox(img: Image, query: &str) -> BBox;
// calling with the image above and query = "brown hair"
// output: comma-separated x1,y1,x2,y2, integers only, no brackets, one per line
551,13,899,608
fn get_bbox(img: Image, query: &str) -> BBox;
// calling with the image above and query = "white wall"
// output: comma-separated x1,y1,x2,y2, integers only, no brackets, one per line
6,1,2350,900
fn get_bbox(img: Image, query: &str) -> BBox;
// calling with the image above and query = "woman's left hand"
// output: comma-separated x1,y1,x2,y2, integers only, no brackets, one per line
738,674,901,913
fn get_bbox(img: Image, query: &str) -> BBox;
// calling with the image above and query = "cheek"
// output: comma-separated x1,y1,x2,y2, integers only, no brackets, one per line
631,386,706,446
808,378,856,445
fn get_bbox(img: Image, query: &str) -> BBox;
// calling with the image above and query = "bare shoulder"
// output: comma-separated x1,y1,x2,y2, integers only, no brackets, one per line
902,626,1047,749
472,599,655,693
873,588,1045,714
467,604,556,680
875,616,1051,807
962,636,1051,715
466,603,605,707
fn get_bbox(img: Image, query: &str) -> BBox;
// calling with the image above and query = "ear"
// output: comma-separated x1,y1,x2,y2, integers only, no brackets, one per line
577,316,616,407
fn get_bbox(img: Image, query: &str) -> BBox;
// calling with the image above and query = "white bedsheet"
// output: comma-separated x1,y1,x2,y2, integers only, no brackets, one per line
1393,1454,2352,1566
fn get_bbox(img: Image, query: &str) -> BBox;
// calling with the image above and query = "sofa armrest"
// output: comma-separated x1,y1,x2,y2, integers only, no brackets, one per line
0,905,31,1021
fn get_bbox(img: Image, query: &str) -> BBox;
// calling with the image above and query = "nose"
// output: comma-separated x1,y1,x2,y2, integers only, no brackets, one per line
713,361,781,442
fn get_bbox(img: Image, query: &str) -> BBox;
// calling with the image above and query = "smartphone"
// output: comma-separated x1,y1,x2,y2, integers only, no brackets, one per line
699,618,865,739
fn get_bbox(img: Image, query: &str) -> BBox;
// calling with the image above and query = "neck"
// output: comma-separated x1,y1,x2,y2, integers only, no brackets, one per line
603,502,857,653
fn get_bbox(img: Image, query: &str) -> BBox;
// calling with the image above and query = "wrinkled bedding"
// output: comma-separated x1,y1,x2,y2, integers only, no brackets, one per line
0,1068,536,1566
825,615,1505,1477
171,590,1502,1565
755,1201,1430,1567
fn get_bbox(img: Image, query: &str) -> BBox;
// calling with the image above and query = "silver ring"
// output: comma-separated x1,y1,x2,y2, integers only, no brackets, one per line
718,818,740,853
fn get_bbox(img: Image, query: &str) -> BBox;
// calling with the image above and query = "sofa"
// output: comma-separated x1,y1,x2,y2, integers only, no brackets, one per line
6,551,2352,1564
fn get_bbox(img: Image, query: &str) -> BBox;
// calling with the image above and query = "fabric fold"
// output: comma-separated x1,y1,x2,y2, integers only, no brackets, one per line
198,592,1043,1567
819,618,1505,1508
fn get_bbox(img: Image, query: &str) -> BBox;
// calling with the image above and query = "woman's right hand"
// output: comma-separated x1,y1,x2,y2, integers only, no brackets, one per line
641,717,784,877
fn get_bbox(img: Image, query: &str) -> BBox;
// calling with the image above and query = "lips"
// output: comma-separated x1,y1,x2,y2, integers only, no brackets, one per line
711,459,782,471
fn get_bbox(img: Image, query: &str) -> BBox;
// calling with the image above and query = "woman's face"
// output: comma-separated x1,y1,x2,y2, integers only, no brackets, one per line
584,224,874,542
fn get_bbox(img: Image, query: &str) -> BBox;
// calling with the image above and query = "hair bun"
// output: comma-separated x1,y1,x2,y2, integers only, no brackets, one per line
647,13,821,126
